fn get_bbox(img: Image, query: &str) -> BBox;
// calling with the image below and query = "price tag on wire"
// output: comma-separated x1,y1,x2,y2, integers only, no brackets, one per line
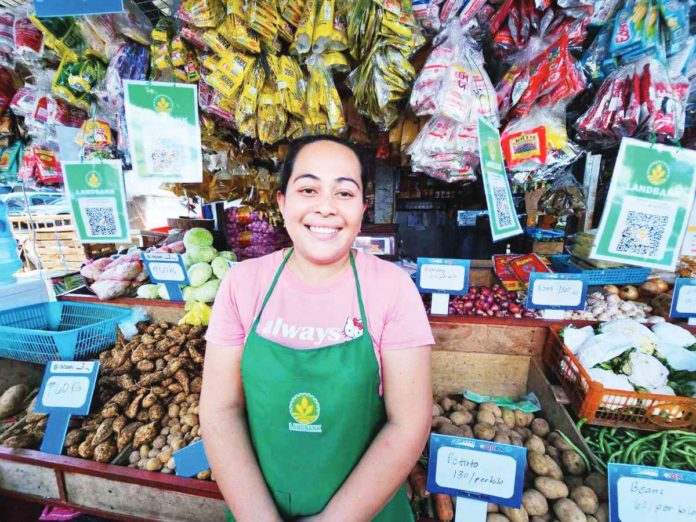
34,361,99,454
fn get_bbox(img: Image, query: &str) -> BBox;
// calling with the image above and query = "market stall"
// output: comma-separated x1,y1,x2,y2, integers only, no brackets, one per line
0,0,693,520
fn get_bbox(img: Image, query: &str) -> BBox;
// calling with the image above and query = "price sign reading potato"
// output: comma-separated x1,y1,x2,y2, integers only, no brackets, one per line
34,361,99,455
143,253,190,301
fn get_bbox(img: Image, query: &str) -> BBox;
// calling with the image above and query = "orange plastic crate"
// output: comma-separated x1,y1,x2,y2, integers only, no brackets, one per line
543,326,696,432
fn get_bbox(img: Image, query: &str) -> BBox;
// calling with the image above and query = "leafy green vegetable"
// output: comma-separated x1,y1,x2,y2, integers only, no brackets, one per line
191,279,221,302
211,256,230,279
187,262,213,288
183,227,213,249
188,245,217,263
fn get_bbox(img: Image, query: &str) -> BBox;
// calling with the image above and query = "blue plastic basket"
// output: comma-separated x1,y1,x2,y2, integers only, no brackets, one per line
0,302,131,363
549,255,651,286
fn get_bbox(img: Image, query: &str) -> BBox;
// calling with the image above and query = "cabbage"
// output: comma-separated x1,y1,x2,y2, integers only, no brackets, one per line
191,278,221,302
181,252,193,268
211,256,230,279
183,227,213,249
216,250,237,261
136,284,160,299
188,245,217,263
158,284,169,300
182,286,194,301
187,262,213,287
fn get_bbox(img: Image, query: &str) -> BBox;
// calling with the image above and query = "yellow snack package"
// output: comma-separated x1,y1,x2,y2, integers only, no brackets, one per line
30,15,84,61
257,81,287,144
218,15,261,54
202,53,221,72
322,51,349,73
277,18,295,43
294,0,317,55
312,0,334,54
285,117,306,140
247,0,278,43
151,18,171,43
171,36,187,67
328,13,348,51
206,71,237,97
226,0,244,17
235,61,265,123
179,0,225,28
282,0,307,27
217,51,255,83
152,42,172,70
202,29,235,57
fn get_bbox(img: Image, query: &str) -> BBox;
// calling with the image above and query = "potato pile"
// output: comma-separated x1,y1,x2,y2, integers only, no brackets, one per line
0,384,47,449
410,395,609,522
63,322,207,477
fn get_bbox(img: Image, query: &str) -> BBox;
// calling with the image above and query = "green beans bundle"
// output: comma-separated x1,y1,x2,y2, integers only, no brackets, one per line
579,419,696,473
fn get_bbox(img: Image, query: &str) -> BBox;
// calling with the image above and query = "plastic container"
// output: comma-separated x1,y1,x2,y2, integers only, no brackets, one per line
0,302,131,363
543,326,696,432
0,201,22,283
550,255,651,285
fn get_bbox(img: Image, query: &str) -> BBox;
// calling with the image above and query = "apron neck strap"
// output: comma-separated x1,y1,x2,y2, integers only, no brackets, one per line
252,249,368,330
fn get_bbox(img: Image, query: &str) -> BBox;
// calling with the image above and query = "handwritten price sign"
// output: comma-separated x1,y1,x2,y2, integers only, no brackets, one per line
143,253,190,301
416,258,471,316
34,361,99,454
670,278,696,318
526,273,587,311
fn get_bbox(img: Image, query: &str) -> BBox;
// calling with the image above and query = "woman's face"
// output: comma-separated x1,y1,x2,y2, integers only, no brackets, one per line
277,140,366,265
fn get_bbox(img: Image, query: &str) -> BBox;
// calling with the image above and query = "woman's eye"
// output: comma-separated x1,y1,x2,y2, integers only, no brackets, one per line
299,188,317,195
336,191,354,198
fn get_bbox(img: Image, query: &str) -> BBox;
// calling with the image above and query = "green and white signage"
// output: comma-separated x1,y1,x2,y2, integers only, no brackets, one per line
477,118,523,242
592,138,696,270
124,80,202,183
62,160,130,243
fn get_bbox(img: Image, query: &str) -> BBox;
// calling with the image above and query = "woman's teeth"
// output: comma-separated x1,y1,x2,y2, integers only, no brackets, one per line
308,226,339,234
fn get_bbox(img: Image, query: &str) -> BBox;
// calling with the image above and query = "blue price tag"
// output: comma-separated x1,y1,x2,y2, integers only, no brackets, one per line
34,0,124,17
416,258,470,296
173,440,210,477
426,434,527,508
526,272,588,311
34,361,99,455
608,463,696,522
669,278,696,318
143,253,190,302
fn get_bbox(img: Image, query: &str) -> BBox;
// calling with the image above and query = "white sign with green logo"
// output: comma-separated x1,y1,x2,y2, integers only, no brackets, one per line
62,160,130,243
591,138,696,270
124,80,202,183
477,118,523,242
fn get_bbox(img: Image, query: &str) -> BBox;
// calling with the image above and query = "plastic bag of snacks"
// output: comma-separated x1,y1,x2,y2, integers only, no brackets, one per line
537,171,586,217
13,17,44,59
501,105,579,172
407,24,497,183
224,206,288,260
575,57,689,145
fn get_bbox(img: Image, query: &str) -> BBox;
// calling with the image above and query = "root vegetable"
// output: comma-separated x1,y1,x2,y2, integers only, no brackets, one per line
0,384,28,419
479,402,502,418
565,476,584,491
408,462,428,500
174,369,190,395
584,472,608,502
534,477,568,499
166,457,176,470
514,410,533,427
152,435,166,449
433,404,443,416
570,486,598,514
494,434,511,444
474,422,496,440
190,376,203,394
501,409,516,428
112,415,128,433
197,470,211,480
78,434,96,458
437,423,464,437
527,451,549,476
440,397,456,412
500,505,529,522
168,404,181,418
530,419,550,438
544,456,563,480
462,399,477,411
136,410,150,422
109,391,131,408
149,404,165,423
553,498,585,522
552,435,572,452
513,427,532,439
449,410,473,426
595,503,608,522
477,410,497,425
561,450,587,476
93,418,115,445
101,402,120,419
139,445,150,460
94,441,117,463
460,425,474,438
64,429,87,447
525,435,546,455
434,494,453,521
142,393,158,409
146,458,163,471
522,489,548,516
125,391,146,419
129,451,140,464
487,515,510,522
133,422,158,448
118,422,143,451
158,447,173,464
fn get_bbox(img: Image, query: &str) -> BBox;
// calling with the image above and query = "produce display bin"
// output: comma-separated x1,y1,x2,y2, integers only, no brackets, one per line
549,255,651,285
543,325,696,432
0,302,131,363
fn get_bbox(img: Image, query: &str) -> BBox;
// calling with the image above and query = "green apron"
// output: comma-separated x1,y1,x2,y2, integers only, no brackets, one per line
227,249,413,521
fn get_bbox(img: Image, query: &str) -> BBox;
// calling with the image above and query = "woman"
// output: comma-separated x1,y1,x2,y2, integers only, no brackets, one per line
201,135,434,521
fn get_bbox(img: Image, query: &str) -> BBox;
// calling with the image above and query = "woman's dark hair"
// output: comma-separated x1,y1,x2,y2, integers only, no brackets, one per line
278,135,369,200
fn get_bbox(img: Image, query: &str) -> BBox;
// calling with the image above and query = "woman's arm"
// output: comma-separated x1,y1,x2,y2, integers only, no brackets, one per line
200,341,283,522
311,345,432,521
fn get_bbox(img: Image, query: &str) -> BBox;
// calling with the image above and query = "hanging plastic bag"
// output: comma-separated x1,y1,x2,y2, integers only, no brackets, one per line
537,171,586,217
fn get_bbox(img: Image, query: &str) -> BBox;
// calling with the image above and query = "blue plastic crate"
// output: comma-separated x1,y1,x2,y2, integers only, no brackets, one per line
549,255,651,286
0,302,131,363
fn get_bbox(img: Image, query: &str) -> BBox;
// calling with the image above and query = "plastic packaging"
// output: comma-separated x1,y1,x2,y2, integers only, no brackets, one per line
537,171,586,217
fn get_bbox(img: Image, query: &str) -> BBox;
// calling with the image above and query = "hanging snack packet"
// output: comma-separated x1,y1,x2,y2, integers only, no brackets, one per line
75,15,117,60
282,0,308,27
207,52,254,98
235,61,265,137
14,17,44,58
111,0,153,45
257,79,287,144
177,0,225,28
219,15,261,54
322,51,349,73
247,0,278,43
30,15,84,60
328,13,348,51
34,146,63,184
312,0,334,53
294,0,317,55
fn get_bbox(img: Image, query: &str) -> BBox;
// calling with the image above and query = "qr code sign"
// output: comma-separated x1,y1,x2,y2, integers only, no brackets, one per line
615,210,668,258
492,186,513,228
143,129,183,175
78,198,121,238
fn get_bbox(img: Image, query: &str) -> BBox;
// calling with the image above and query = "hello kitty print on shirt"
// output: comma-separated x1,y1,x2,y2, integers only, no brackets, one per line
343,317,364,339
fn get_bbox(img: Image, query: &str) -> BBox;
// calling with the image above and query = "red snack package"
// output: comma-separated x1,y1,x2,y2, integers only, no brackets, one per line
33,146,63,184
14,17,43,55
493,254,524,291
509,253,552,287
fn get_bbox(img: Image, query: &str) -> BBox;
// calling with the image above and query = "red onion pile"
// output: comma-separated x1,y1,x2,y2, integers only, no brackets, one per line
448,285,538,318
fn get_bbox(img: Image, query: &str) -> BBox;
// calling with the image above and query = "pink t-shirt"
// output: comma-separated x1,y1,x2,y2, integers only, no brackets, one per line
206,250,434,366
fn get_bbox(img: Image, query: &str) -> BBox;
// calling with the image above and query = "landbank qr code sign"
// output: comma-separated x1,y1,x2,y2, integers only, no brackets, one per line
63,161,131,243
592,138,696,271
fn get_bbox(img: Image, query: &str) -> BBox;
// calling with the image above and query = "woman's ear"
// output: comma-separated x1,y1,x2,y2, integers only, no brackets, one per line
277,190,285,213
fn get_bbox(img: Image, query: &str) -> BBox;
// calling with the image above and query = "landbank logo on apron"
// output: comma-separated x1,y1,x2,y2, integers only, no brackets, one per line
289,392,322,433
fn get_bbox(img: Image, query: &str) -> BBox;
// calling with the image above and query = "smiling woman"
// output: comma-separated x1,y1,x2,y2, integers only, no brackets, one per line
201,135,434,522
